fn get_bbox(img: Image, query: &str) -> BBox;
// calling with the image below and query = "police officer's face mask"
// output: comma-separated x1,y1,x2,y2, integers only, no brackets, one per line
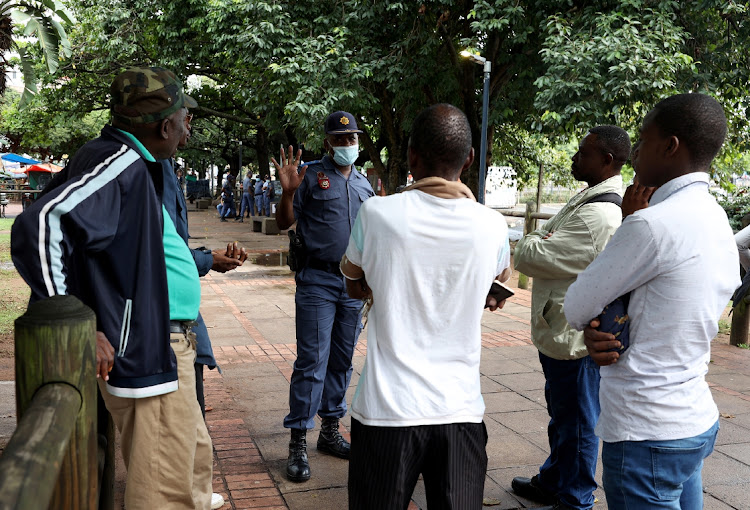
331,144,359,166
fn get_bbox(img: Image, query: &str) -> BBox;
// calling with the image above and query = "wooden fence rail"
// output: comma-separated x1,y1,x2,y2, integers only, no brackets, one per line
0,295,100,510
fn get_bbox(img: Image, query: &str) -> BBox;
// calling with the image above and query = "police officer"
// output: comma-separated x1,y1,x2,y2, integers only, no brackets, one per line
273,111,375,483
262,174,272,217
254,173,265,215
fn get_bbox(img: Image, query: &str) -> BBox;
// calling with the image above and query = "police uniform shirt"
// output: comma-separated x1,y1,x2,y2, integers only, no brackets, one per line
293,155,374,263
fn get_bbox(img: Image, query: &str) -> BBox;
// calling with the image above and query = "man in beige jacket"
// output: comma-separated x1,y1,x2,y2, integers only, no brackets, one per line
511,125,630,510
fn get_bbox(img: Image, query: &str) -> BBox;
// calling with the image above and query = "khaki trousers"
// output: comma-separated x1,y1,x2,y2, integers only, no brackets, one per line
99,332,213,509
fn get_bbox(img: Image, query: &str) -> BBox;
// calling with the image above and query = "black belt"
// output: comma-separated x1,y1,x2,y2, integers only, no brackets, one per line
169,320,197,336
255,193,263,196
307,257,342,276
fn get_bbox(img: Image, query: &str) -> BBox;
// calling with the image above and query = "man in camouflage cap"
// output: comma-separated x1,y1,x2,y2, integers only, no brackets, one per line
12,67,214,509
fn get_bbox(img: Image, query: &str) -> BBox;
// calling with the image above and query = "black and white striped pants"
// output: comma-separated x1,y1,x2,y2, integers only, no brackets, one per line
348,418,488,509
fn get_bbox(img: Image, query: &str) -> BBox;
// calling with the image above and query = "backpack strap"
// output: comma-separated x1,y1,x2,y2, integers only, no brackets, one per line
583,192,622,207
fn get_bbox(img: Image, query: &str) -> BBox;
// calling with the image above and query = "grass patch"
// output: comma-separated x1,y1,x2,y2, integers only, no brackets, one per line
0,218,27,344
718,318,732,335
0,269,28,336
739,343,750,350
0,233,10,264
0,217,14,264
0,217,14,231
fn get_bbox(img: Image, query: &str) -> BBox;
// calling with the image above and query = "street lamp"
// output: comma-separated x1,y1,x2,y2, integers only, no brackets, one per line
460,50,491,205
231,139,243,180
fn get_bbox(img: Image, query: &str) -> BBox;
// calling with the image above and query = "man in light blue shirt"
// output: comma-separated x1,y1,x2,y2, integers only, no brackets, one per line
565,93,740,510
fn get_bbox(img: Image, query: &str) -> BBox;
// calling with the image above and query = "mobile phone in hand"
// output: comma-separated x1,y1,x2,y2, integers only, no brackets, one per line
485,281,515,307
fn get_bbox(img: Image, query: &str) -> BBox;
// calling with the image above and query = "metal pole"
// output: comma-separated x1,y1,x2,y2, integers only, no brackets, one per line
238,141,243,180
478,60,491,205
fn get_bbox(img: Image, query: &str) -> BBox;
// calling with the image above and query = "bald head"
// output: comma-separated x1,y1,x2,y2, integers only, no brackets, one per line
409,104,473,180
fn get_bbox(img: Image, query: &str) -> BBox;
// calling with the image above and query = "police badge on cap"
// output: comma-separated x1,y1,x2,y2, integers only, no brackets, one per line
324,111,363,134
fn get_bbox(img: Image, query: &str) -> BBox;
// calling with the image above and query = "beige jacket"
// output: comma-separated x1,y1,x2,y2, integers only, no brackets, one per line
514,175,623,359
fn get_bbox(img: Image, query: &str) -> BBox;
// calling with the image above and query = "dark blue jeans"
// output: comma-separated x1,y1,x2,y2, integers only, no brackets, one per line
537,352,600,509
602,420,719,510
284,268,363,430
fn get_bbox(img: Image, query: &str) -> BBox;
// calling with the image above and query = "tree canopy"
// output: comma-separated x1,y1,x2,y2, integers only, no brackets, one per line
2,0,749,193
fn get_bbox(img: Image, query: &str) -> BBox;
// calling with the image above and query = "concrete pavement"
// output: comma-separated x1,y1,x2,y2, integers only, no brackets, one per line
3,204,750,509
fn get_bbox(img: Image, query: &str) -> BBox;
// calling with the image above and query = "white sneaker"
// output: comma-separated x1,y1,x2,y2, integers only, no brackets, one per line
211,492,225,509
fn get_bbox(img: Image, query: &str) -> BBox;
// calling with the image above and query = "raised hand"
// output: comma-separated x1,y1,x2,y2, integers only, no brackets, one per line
272,145,307,194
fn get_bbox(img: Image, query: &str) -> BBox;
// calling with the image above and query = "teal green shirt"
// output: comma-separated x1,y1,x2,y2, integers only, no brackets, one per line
162,205,201,320
116,128,201,320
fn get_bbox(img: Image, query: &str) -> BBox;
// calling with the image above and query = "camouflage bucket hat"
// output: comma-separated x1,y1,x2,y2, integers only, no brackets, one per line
110,67,198,125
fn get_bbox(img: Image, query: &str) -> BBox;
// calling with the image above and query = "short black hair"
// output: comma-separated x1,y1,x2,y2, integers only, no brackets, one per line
588,125,631,168
644,93,727,169
409,104,472,176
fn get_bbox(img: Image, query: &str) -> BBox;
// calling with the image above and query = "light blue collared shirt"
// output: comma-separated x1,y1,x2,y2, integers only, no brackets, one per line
564,172,740,442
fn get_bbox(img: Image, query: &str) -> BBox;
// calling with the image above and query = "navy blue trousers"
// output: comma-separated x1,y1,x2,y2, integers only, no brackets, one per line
284,268,362,430
537,352,600,509
240,192,252,217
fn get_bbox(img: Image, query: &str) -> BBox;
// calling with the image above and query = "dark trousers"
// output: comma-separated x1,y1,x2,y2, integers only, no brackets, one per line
537,352,600,509
348,418,488,510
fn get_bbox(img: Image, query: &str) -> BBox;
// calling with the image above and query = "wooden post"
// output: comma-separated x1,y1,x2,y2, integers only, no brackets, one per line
14,295,98,510
536,162,544,221
517,201,538,290
730,303,750,346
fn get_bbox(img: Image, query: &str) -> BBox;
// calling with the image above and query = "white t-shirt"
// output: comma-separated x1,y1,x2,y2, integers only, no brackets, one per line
344,190,510,427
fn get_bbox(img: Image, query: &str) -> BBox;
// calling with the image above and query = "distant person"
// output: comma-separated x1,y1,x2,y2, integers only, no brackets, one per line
238,173,253,222
263,174,275,216
219,174,235,221
254,173,265,216
11,66,213,509
511,125,630,510
261,174,273,216
341,103,511,509
272,110,375,483
565,93,739,509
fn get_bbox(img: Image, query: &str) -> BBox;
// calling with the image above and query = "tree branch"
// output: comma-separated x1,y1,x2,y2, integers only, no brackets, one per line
194,106,259,126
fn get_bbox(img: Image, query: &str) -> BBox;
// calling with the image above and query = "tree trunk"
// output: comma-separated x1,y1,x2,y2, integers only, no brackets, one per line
256,125,270,178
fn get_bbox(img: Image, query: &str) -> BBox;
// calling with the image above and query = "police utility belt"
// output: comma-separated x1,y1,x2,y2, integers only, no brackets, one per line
307,257,342,276
286,230,341,276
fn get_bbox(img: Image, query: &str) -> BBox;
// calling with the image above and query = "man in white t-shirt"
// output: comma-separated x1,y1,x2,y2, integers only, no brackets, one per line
340,104,512,509
565,93,740,509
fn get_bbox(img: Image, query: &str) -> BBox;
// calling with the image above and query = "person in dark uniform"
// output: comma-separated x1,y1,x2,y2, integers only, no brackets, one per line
273,111,375,483
219,174,235,221
254,174,265,216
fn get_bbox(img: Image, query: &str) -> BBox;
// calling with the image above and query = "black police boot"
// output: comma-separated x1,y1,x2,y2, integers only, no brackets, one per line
317,418,350,459
287,429,311,482
511,475,557,504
